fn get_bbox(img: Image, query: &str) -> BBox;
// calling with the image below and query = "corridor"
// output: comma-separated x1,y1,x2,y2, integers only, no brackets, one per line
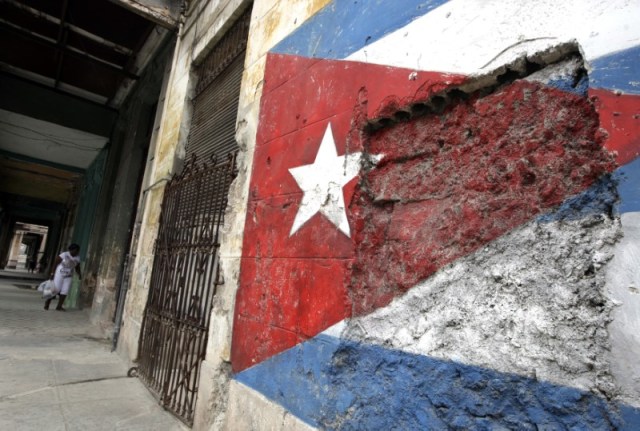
0,273,186,431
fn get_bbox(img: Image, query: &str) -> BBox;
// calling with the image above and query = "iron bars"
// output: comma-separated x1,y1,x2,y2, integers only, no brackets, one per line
136,153,238,426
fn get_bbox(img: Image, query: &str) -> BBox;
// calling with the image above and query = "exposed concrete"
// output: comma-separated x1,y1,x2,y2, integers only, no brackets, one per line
344,197,621,394
351,50,614,313
334,57,627,421
111,0,180,29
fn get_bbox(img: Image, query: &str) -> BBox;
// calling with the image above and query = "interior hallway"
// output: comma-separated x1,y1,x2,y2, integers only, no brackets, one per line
0,275,186,431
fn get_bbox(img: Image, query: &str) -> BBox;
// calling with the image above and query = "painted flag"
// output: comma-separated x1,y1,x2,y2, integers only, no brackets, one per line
231,0,640,428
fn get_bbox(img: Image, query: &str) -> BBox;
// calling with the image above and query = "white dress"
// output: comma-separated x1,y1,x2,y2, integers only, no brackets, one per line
53,251,80,295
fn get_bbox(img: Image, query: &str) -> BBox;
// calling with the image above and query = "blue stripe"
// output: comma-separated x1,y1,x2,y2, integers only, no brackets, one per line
546,74,589,97
537,174,618,223
236,334,639,430
615,156,640,214
271,0,450,59
590,45,640,95
272,0,638,97
535,154,640,223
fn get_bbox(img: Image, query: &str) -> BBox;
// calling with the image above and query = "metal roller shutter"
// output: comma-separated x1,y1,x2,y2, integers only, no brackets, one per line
184,8,250,162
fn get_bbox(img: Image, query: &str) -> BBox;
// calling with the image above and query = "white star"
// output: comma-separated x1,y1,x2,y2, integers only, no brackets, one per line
289,123,364,237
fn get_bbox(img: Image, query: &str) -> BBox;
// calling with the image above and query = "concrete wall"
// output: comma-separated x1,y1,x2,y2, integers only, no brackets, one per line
116,0,251,427
85,38,175,333
229,0,640,430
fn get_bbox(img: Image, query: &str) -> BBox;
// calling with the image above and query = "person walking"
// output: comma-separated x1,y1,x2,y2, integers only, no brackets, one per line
44,243,82,311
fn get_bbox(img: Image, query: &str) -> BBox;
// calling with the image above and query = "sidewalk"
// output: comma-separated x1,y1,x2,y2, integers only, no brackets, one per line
0,277,187,431
0,268,48,281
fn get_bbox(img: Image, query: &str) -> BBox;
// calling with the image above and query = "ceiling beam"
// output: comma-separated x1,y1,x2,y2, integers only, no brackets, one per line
54,0,70,89
108,0,180,29
4,0,134,55
0,21,139,80
109,25,172,106
0,73,116,137
0,191,68,218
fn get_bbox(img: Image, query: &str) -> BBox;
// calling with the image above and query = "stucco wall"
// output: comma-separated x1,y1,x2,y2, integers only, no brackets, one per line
230,0,640,430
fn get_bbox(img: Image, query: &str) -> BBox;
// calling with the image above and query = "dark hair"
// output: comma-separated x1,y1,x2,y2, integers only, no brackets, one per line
68,243,80,251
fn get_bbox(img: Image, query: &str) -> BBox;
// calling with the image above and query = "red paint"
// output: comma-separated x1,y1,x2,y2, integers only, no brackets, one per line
250,111,357,201
233,54,464,372
349,81,616,315
232,54,621,372
589,89,640,165
232,316,298,370
243,195,355,259
256,55,466,147
232,258,351,370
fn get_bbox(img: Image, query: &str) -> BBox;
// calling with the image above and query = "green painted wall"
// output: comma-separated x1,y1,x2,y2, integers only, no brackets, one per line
67,147,108,309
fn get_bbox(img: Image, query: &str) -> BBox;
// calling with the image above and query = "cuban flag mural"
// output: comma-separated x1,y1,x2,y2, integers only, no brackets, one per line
231,0,640,428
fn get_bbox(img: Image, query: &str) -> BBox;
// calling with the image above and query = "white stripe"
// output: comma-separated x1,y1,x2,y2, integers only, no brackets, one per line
346,0,640,74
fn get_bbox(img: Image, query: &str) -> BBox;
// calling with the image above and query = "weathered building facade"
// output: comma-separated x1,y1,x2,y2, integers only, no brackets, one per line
111,0,640,429
3,0,638,429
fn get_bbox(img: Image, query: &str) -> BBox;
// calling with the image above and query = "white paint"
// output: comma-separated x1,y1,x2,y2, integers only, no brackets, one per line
322,320,347,338
347,0,640,74
606,212,640,406
0,109,107,168
340,213,620,395
289,123,363,237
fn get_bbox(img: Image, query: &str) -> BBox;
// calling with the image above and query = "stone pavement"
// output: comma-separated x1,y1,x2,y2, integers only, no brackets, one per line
0,276,187,431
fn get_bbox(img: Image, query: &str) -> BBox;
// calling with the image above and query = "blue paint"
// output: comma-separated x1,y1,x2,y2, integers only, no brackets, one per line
236,335,640,430
236,334,338,427
590,45,640,95
537,175,618,223
542,157,640,221
621,404,640,431
272,0,638,99
614,156,640,214
546,74,589,97
271,0,450,59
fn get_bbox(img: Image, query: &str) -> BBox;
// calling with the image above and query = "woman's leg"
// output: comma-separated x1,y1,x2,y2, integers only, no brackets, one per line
56,277,72,311
56,295,67,311
44,275,64,310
